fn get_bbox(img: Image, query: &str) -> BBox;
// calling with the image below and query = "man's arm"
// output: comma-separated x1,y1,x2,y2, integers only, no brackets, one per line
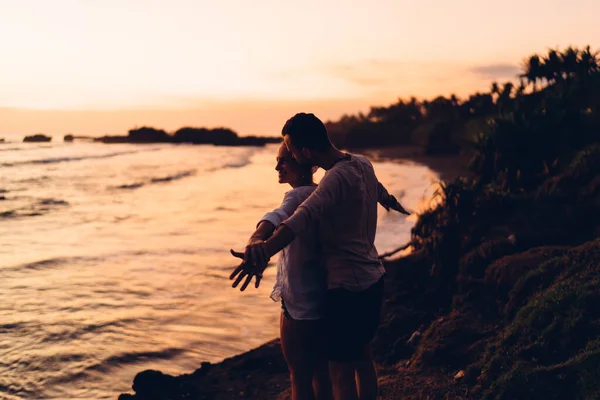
236,171,343,277
377,180,410,215
263,224,295,260
279,170,344,238
233,191,300,263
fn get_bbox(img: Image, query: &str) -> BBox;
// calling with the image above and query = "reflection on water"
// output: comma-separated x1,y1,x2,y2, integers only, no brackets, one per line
0,141,439,399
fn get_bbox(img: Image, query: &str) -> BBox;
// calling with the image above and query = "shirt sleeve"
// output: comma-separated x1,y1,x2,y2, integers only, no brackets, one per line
282,169,344,236
259,190,302,228
377,180,396,209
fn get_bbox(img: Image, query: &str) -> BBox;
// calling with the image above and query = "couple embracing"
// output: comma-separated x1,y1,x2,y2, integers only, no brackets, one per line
230,113,409,400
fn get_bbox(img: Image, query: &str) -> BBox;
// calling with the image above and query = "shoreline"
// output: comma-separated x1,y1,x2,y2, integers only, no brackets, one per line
351,146,470,184
118,146,466,400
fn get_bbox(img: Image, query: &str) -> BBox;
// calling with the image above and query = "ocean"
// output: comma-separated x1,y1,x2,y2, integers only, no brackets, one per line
0,137,440,399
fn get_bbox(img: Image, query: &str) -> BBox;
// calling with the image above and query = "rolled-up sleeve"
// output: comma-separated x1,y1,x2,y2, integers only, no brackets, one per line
282,170,344,236
259,191,301,228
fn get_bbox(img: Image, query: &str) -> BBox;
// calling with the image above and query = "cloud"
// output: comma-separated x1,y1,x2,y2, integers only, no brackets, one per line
268,58,520,100
469,63,520,80
321,59,454,90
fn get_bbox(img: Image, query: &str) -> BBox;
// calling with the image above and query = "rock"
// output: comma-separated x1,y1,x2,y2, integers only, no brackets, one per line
132,370,179,398
23,134,52,142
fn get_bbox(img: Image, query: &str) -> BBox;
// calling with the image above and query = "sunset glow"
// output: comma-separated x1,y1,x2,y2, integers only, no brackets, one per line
0,0,598,135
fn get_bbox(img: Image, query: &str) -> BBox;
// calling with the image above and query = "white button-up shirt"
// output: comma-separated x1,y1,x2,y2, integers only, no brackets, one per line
260,185,326,320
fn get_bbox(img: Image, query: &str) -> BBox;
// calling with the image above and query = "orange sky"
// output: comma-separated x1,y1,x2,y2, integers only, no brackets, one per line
1,0,599,137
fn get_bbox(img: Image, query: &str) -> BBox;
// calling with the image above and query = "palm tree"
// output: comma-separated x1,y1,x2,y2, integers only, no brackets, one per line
561,46,580,81
543,48,562,83
450,94,459,107
522,55,542,91
517,78,526,96
497,82,514,114
578,46,599,77
491,82,500,95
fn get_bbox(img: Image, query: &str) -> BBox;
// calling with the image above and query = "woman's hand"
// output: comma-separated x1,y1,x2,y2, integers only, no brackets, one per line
229,249,267,291
245,238,269,268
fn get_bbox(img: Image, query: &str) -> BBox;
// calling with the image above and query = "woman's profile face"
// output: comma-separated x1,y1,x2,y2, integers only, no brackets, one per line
275,144,303,186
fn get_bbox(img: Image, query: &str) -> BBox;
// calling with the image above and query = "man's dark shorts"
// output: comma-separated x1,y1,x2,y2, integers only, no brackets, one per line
324,276,385,362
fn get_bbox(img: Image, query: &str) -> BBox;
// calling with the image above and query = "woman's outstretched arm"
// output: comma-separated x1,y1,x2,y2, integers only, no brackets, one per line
231,190,301,268
248,220,276,244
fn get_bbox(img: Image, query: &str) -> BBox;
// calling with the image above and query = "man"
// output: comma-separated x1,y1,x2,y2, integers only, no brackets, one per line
231,113,409,400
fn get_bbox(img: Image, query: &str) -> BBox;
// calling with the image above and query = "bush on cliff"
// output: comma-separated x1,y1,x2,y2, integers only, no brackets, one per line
476,240,600,400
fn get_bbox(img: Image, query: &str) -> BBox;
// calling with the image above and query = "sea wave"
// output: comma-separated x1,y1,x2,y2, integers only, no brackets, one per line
208,148,259,172
0,197,70,219
2,247,207,273
45,347,185,386
0,147,25,152
150,169,195,183
38,198,69,206
88,348,185,373
115,182,145,190
1,150,143,167
17,176,50,184
112,169,196,190
41,318,140,344
222,158,252,169
1,255,100,273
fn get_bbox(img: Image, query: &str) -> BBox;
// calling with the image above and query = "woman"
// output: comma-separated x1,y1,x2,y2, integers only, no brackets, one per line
231,143,331,400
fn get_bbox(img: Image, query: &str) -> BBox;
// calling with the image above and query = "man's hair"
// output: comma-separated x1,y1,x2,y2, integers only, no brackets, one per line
281,113,331,151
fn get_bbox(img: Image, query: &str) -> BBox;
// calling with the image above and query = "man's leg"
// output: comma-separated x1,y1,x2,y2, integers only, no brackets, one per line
353,278,385,400
313,357,333,400
329,361,358,400
325,289,359,400
325,277,384,400
354,346,378,400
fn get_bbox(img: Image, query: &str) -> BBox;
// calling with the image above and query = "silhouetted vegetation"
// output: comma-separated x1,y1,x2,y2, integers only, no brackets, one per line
95,126,281,147
326,45,600,159
371,46,600,398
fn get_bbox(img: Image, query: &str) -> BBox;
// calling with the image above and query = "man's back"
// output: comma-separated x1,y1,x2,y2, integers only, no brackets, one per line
283,154,386,291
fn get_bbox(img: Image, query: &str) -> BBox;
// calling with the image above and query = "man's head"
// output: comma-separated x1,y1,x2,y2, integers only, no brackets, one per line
281,113,332,165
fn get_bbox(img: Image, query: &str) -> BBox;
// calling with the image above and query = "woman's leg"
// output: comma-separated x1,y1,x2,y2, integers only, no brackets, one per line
280,312,331,400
